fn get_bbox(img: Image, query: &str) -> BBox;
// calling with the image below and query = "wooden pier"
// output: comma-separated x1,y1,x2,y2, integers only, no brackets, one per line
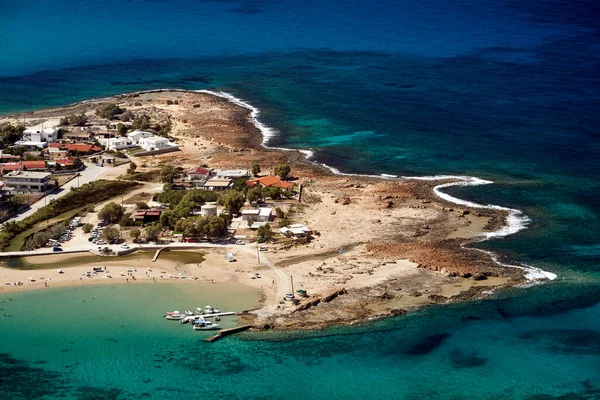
204,325,253,342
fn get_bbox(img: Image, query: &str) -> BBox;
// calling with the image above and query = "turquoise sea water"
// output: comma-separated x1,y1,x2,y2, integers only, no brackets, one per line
1,0,600,398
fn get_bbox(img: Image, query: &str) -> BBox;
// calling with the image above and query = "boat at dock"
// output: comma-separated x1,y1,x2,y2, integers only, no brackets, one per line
164,311,186,320
196,305,220,314
181,315,205,324
192,320,220,331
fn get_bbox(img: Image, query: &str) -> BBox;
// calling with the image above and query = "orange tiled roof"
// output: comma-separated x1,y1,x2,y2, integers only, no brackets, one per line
55,157,76,166
64,144,101,153
246,175,293,189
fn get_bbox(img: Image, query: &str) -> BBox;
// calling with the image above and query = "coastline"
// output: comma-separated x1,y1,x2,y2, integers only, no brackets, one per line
0,88,557,331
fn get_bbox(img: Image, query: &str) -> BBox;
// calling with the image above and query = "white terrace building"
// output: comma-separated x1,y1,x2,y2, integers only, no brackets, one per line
5,171,51,193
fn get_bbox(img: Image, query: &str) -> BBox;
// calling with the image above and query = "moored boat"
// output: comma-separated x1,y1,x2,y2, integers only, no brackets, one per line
192,320,220,331
164,311,185,320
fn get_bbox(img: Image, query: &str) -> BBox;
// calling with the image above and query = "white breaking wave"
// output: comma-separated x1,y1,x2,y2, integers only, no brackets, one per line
80,88,556,282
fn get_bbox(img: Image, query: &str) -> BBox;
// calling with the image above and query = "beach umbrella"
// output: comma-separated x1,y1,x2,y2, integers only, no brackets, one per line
28,277,33,281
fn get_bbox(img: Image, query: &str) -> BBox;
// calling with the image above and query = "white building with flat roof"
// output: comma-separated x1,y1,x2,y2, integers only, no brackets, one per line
16,127,58,149
127,130,153,145
214,169,249,179
139,136,176,151
107,137,132,150
5,171,51,193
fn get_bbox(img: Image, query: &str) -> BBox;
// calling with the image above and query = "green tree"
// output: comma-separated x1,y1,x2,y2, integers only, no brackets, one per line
73,157,83,169
207,215,226,238
262,186,281,200
127,162,137,175
117,122,128,136
68,113,89,126
278,217,292,228
257,224,273,240
222,191,245,215
273,163,291,180
97,103,125,120
136,201,149,209
82,223,93,233
131,114,150,130
251,163,261,177
145,224,162,242
160,165,179,184
274,207,284,218
98,202,125,224
102,226,120,241
129,228,141,242
159,210,177,229
247,187,262,204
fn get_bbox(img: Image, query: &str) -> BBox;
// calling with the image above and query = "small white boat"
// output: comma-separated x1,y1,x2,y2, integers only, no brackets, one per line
203,305,220,314
192,320,220,331
164,311,185,320
181,315,205,324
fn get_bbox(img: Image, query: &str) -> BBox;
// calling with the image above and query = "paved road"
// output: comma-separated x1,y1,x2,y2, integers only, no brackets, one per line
2,163,109,225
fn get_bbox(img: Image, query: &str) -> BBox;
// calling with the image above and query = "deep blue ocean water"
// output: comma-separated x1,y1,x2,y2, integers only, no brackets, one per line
1,0,600,398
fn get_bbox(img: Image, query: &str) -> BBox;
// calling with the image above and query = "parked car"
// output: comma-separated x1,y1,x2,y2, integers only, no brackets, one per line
52,247,63,252
259,246,268,252
235,240,245,245
120,244,130,249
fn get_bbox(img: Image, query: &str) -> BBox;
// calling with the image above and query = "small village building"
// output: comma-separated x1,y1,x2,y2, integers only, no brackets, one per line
100,155,115,166
214,169,249,179
64,130,92,142
279,224,312,238
48,149,69,161
127,130,153,145
241,209,260,221
130,208,162,223
107,137,131,150
16,127,58,149
187,167,214,181
204,178,232,191
55,157,76,168
0,161,47,173
4,171,51,193
139,136,176,152
241,207,272,222
246,175,293,189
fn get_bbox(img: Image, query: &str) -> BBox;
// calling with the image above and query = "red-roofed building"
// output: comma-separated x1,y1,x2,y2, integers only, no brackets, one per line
55,157,76,167
187,167,214,181
246,175,293,189
65,144,101,154
130,209,162,223
0,161,47,173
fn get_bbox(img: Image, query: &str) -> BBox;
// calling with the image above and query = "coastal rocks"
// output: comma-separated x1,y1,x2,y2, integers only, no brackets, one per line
389,308,407,316
322,288,347,302
366,239,525,281
378,291,395,300
428,294,448,304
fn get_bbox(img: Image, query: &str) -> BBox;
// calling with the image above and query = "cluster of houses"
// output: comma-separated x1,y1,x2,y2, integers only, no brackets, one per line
107,130,178,153
185,167,293,192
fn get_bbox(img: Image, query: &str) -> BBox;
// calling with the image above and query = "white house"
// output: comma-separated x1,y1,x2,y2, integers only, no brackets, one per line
4,171,51,193
241,207,272,223
187,167,214,181
107,137,132,150
16,127,58,149
139,136,177,152
280,224,312,238
214,169,249,179
126,130,153,145
203,178,232,191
